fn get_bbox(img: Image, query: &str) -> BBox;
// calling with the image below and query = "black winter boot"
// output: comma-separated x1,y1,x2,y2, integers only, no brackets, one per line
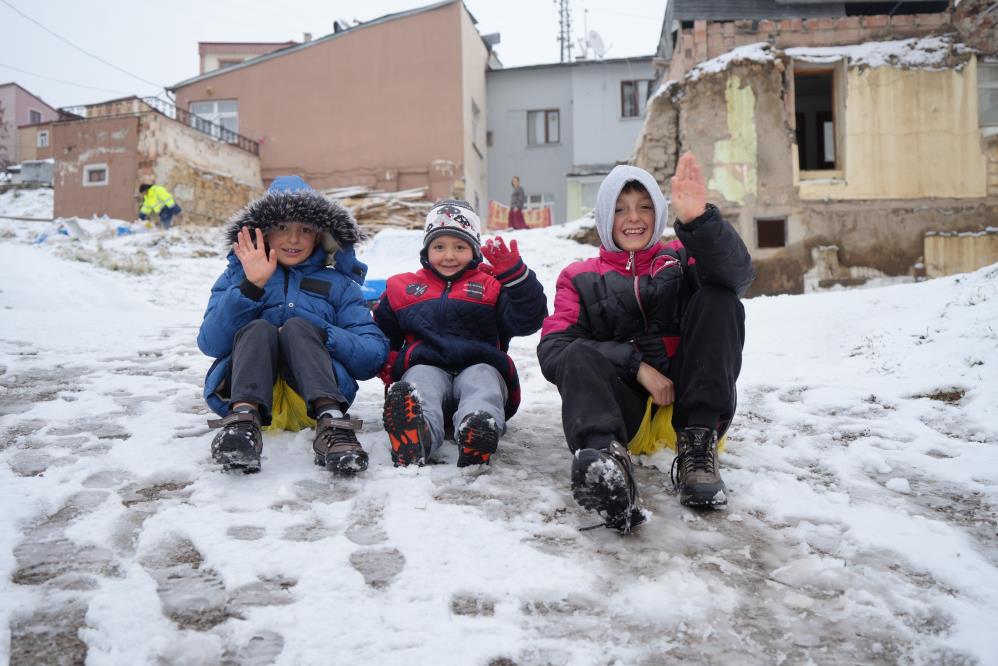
571,441,645,533
209,409,263,473
383,381,430,467
456,411,499,467
672,427,727,507
313,414,368,474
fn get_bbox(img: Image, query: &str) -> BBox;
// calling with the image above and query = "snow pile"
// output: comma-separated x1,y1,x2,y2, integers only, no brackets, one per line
686,42,776,81
0,188,54,220
1,216,997,664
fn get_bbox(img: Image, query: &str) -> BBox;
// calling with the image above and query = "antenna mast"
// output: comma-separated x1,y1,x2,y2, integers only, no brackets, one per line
556,0,572,63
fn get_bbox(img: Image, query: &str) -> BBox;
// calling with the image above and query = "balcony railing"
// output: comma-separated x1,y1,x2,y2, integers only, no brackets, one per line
141,97,259,155
57,97,259,156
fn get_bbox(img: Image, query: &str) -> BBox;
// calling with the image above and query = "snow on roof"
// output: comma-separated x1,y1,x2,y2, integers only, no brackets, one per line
672,35,970,92
786,35,967,70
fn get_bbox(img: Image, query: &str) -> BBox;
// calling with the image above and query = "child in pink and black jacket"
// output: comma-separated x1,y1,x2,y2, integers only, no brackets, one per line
537,154,755,532
374,200,547,468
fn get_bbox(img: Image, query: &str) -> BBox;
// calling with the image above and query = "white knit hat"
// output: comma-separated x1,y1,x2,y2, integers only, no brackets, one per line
423,199,482,259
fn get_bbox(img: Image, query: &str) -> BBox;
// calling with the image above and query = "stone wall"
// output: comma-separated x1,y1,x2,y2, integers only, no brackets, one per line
136,114,262,226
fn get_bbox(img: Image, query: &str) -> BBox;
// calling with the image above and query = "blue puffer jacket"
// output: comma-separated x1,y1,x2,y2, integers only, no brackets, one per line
197,176,389,417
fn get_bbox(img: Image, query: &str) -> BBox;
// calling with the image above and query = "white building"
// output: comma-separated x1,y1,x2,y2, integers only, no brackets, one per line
486,56,655,224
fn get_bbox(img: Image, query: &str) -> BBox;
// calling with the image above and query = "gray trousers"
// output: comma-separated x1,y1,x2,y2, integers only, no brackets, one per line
400,363,508,453
229,318,345,424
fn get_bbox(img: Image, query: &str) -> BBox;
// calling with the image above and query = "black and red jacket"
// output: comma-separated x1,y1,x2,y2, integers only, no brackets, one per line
374,256,547,418
537,205,755,383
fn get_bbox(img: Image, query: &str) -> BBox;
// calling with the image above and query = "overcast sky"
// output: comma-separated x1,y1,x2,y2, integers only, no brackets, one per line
0,0,666,109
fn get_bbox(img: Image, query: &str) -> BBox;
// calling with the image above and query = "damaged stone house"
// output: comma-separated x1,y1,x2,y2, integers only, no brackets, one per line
51,96,262,225
635,0,998,295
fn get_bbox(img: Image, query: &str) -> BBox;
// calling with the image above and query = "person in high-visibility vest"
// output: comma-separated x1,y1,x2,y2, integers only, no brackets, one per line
138,183,182,229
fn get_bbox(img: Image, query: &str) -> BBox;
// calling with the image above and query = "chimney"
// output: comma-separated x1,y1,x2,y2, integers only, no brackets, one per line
303,32,312,42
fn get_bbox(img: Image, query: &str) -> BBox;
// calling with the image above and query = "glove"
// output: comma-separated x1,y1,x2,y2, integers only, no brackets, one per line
378,351,398,388
633,334,670,376
481,237,526,285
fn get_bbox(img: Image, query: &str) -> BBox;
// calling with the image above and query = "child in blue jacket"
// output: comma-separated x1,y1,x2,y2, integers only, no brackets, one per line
374,200,547,467
197,176,388,474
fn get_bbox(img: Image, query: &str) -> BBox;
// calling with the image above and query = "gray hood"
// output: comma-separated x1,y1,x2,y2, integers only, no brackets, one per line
594,165,669,252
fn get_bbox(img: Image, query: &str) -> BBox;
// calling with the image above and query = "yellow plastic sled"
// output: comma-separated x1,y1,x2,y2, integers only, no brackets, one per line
264,378,316,432
627,398,727,456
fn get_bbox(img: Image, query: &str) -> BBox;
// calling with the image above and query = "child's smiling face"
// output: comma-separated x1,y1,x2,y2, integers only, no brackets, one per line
268,221,319,266
427,234,474,277
611,189,656,253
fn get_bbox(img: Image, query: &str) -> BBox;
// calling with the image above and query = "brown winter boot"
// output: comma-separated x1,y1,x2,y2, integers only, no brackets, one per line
313,414,368,474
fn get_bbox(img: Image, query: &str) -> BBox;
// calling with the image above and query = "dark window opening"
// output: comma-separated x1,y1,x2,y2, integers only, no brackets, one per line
795,70,837,170
756,218,786,248
845,2,948,15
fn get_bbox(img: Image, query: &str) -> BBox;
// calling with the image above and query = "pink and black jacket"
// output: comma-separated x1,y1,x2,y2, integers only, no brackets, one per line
374,253,547,418
537,165,754,385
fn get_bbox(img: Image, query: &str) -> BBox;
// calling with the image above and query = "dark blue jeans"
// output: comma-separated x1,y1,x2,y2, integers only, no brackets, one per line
158,204,181,229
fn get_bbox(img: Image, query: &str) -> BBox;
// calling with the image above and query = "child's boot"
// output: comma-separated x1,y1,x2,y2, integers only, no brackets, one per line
456,411,498,467
673,426,727,507
313,414,368,474
383,381,431,466
209,408,263,473
571,441,645,533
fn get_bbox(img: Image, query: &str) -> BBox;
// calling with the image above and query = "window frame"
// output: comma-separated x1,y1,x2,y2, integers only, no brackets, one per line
755,216,787,249
28,108,42,124
526,193,555,209
36,130,49,148
620,79,653,118
979,61,998,127
82,163,108,187
526,109,560,146
793,62,845,180
189,99,240,142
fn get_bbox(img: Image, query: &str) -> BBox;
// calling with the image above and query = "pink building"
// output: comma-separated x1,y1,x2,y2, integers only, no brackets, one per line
0,82,60,167
171,0,494,207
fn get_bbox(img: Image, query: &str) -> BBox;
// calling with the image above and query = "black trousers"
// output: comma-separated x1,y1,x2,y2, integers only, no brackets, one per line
228,318,345,424
553,285,745,452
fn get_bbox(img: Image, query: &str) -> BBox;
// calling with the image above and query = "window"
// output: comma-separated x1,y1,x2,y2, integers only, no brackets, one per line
526,193,555,209
83,163,108,187
621,80,653,118
795,70,837,170
979,62,998,127
190,99,239,142
218,59,243,69
527,109,559,145
36,130,49,148
756,217,786,248
471,99,482,154
29,109,42,124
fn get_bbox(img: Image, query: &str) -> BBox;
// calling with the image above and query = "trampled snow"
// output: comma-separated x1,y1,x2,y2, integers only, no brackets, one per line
1,207,996,665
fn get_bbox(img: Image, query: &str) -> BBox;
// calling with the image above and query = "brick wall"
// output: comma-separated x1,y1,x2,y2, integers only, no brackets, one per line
669,12,951,80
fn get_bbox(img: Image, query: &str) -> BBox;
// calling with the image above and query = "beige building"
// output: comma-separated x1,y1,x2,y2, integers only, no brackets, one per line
52,97,262,225
635,0,998,294
170,0,494,208
199,41,298,75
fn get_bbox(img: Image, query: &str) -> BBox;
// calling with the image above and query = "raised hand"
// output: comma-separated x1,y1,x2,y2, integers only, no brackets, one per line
234,226,277,288
670,152,708,224
481,236,522,275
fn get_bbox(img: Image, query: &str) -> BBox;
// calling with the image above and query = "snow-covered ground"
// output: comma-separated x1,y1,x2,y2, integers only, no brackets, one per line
0,188,53,220
1,210,996,665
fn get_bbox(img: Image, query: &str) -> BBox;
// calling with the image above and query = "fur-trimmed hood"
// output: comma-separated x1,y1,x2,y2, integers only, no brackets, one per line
224,175,363,267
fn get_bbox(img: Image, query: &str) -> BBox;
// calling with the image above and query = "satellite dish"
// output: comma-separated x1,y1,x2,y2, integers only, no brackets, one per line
588,30,607,59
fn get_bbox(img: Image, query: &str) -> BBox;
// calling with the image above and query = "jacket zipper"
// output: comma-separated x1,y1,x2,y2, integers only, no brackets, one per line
629,251,649,331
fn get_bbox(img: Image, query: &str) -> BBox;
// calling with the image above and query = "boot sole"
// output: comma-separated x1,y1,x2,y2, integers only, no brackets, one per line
315,450,369,475
680,485,728,508
571,449,641,532
456,411,498,467
214,450,261,474
383,382,428,467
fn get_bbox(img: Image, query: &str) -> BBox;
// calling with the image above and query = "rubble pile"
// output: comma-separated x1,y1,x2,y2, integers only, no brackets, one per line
323,186,432,233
